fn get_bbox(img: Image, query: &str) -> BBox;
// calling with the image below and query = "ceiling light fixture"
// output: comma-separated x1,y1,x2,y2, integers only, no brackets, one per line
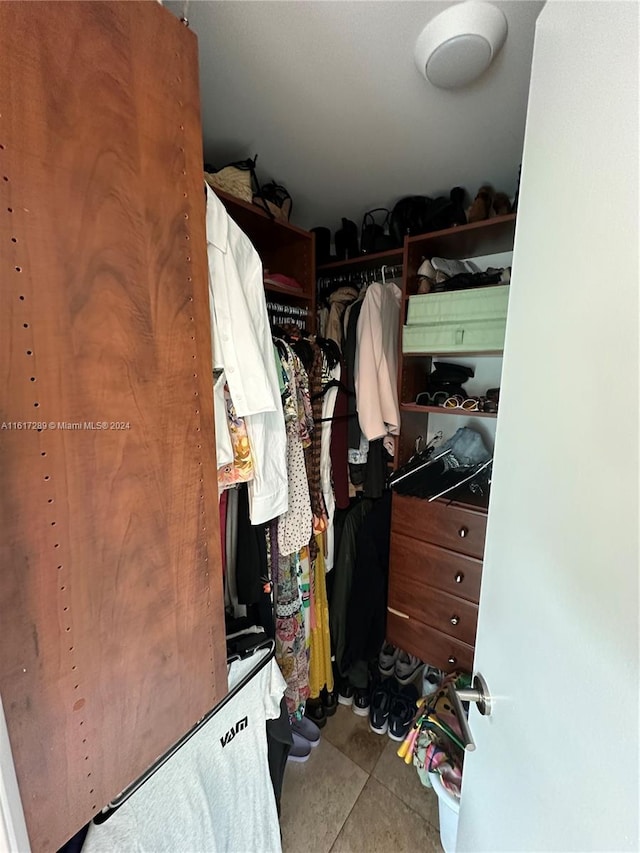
414,1,508,89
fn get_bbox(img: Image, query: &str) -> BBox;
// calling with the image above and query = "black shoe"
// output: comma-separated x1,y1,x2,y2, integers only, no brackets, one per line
337,678,354,708
369,678,397,735
321,686,338,717
304,697,327,729
352,687,370,717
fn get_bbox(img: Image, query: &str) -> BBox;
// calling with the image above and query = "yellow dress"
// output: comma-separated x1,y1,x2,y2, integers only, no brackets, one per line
307,533,334,697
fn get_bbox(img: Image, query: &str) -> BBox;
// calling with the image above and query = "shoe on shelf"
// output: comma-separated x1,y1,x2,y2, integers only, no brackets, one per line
422,665,443,697
321,685,338,717
394,650,423,686
287,731,312,763
304,697,327,729
337,678,354,708
369,677,399,735
352,686,370,717
291,716,321,748
378,642,400,677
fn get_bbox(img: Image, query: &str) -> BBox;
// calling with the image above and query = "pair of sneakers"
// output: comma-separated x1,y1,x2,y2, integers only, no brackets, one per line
287,715,322,763
379,643,423,685
369,676,420,741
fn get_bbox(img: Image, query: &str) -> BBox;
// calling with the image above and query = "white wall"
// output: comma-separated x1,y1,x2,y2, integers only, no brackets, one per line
456,0,639,850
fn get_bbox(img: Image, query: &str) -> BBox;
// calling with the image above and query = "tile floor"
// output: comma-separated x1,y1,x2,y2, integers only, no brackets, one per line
280,704,442,853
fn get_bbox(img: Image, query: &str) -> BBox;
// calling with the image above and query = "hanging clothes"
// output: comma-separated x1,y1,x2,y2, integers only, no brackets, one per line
206,185,287,524
217,382,254,491
325,286,359,350
303,341,328,534
277,341,313,557
354,281,401,442
320,361,341,570
307,535,334,698
270,521,310,717
329,359,350,510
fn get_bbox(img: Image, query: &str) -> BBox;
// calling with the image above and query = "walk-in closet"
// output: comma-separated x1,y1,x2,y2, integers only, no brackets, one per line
1,2,638,853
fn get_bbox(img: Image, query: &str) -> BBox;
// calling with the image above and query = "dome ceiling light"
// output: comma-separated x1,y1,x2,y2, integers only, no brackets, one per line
414,1,508,89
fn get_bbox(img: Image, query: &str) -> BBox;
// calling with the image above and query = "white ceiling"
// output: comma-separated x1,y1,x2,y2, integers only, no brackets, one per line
165,0,545,232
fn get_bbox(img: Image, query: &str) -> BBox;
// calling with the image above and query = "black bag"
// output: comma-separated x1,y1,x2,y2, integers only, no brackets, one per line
389,196,451,246
360,208,394,254
389,188,467,247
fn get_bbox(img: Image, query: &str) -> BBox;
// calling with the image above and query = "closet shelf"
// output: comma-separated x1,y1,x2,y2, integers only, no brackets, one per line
214,188,311,239
405,213,516,259
402,349,503,358
401,403,497,419
264,281,312,301
317,246,404,272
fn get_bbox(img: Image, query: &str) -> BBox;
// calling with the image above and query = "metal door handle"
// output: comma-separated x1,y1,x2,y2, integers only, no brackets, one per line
450,615,459,625
446,673,493,753
458,526,468,538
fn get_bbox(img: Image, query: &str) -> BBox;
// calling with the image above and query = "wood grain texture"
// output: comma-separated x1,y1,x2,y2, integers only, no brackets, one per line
392,494,487,559
0,3,226,850
386,610,474,674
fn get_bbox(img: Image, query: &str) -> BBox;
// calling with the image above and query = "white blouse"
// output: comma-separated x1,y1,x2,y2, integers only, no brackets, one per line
206,186,288,524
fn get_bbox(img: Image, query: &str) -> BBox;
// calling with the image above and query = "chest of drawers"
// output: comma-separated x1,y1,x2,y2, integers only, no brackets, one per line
386,493,487,673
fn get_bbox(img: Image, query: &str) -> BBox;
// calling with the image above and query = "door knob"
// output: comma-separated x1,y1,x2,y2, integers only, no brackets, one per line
446,673,493,752
450,615,460,625
458,526,468,538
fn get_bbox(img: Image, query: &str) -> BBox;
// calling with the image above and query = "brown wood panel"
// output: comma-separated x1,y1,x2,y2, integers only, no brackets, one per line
388,565,478,647
0,3,226,850
392,493,487,558
390,533,483,603
386,610,474,673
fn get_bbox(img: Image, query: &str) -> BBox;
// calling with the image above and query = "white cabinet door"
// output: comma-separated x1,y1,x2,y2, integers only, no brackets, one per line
456,2,639,851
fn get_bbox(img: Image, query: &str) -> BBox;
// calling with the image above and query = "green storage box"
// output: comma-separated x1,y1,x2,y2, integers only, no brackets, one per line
406,285,509,325
402,317,507,354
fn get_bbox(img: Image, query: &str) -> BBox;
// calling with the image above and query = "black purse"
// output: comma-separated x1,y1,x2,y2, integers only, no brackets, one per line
360,208,394,254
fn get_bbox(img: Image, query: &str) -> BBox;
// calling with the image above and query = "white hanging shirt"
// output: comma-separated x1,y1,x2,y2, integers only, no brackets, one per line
205,186,288,523
355,282,401,441
84,651,286,853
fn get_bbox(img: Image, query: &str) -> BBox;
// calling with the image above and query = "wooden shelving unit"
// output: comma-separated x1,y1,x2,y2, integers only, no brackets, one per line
214,188,316,331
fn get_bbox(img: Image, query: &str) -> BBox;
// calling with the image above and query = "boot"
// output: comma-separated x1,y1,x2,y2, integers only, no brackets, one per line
335,218,359,260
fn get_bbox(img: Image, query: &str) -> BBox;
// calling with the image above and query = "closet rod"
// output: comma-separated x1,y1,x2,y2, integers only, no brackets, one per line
93,638,276,825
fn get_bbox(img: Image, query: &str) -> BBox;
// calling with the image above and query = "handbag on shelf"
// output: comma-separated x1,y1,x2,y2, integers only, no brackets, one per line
254,180,292,222
204,155,258,203
360,208,394,254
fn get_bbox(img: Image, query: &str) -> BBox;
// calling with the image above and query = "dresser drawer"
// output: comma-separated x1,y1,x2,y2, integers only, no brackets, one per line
390,532,482,603
388,571,478,646
386,609,474,673
391,493,487,558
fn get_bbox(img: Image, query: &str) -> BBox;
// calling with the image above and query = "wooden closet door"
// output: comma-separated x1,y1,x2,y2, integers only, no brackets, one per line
0,3,226,850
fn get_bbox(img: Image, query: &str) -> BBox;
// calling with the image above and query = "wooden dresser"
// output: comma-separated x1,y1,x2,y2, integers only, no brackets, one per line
387,493,487,673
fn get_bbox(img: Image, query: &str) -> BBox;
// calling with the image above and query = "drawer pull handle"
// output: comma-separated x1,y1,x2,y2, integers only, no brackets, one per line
454,572,464,584
448,656,457,665
458,526,469,539
388,606,410,620
450,615,460,626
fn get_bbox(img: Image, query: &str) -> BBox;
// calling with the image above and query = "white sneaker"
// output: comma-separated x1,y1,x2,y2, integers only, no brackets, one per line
421,664,442,697
378,642,400,677
394,651,423,685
